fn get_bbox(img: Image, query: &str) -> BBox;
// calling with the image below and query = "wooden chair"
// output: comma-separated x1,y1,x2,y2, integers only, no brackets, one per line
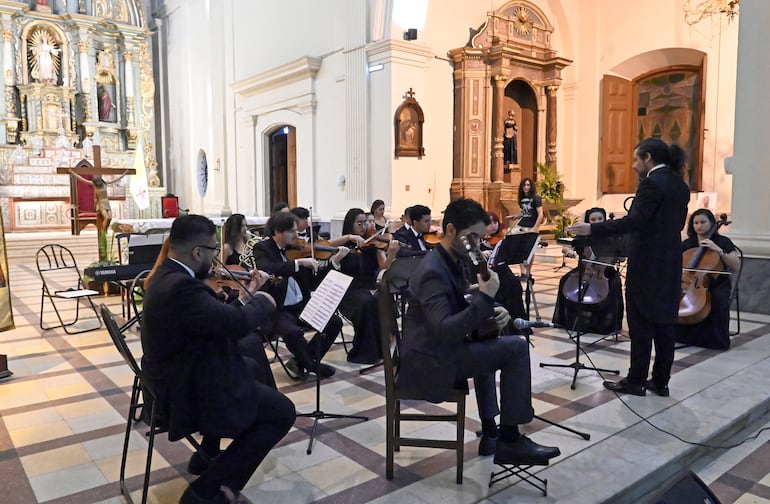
101,305,210,504
377,269,467,484
36,244,101,334
69,174,98,235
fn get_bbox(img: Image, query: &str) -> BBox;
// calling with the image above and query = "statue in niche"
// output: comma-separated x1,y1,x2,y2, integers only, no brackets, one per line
98,84,116,122
29,28,60,84
503,110,518,165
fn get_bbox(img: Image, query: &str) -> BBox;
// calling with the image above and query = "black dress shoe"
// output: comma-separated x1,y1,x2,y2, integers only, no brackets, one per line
646,379,670,397
478,433,498,456
603,378,646,396
179,485,228,504
285,358,308,380
493,435,561,466
310,362,336,378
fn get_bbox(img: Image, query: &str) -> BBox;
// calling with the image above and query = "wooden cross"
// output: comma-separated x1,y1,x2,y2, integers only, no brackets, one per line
56,146,135,177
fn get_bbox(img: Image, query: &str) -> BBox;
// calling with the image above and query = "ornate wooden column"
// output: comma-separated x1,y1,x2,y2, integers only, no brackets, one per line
491,74,507,182
545,85,558,167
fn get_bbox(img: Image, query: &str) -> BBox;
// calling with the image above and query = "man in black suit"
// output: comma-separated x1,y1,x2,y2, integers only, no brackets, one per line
392,204,431,257
569,137,690,397
141,215,295,504
398,198,560,465
252,211,349,378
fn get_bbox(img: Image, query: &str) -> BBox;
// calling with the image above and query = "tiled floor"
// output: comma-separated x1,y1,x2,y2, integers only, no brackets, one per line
1,234,769,503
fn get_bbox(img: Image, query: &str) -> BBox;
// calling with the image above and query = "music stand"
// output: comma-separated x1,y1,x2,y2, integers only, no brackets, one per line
297,270,368,454
491,232,541,321
540,236,620,389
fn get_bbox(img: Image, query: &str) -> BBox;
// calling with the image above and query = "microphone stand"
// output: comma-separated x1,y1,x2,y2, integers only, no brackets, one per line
539,241,620,389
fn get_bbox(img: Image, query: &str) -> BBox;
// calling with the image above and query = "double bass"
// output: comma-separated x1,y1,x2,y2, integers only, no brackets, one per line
678,214,730,324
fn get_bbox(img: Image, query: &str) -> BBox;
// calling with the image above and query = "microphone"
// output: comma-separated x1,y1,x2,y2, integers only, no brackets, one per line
513,318,561,330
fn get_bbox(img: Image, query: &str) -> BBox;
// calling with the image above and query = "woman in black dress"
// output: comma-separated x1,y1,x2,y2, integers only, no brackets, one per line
222,213,249,265
676,209,741,349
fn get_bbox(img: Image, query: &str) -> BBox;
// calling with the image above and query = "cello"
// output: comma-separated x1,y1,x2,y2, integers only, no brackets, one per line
678,214,730,324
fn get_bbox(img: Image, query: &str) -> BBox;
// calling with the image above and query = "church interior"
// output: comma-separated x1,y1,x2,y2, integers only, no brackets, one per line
1,0,770,502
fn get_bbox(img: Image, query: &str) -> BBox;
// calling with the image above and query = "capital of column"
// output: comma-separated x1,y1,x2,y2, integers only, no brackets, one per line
493,74,508,87
546,85,558,97
78,41,89,53
124,51,134,62
1,30,11,43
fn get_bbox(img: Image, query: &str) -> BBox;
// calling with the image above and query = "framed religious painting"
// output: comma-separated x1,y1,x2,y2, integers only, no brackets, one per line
394,88,425,158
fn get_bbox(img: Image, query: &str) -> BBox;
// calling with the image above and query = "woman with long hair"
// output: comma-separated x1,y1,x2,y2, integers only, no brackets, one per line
337,208,400,363
222,213,248,266
370,199,387,231
516,178,543,232
675,209,741,349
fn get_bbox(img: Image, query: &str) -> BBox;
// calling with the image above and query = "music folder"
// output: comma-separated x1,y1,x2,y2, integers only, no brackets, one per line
300,270,353,333
490,232,540,267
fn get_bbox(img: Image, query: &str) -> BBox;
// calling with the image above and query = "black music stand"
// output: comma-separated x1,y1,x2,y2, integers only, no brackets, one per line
297,271,368,454
540,236,620,389
492,232,541,321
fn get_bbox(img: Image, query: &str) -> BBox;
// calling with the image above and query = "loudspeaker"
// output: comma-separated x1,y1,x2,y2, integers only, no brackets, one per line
649,470,721,504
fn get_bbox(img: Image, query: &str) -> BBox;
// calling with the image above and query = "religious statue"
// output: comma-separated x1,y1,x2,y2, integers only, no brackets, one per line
68,169,128,250
98,84,115,122
30,29,60,84
503,110,518,165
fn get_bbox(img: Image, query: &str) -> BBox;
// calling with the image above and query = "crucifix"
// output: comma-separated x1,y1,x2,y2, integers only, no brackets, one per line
57,145,136,261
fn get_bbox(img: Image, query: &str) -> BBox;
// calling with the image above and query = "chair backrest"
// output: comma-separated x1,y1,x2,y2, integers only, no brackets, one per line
161,195,179,218
36,244,87,289
74,174,96,213
101,304,142,377
729,244,744,303
129,270,151,324
378,271,400,393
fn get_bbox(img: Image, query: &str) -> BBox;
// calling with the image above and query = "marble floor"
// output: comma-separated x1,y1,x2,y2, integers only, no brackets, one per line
1,233,769,503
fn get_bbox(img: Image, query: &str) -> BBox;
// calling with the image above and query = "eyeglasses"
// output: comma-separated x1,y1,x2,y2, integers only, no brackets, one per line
196,244,221,252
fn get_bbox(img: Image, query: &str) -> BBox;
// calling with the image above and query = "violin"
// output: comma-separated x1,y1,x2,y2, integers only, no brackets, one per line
359,232,410,251
285,238,340,261
205,264,283,301
423,229,442,248
678,214,730,324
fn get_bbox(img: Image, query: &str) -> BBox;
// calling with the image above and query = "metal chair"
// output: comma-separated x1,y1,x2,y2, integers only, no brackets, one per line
36,244,101,334
101,305,210,504
378,269,467,484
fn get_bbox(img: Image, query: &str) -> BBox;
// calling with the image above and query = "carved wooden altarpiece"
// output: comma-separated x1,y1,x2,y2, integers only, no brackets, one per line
448,1,571,221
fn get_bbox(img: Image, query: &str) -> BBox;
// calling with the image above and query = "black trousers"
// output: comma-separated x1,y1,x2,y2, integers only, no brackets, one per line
267,303,342,370
339,287,382,364
191,386,295,494
626,296,676,386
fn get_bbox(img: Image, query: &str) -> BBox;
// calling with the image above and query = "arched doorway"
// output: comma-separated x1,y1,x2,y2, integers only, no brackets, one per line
267,125,297,210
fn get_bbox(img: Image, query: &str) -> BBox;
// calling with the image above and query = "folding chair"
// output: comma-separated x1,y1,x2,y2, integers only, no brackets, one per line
378,269,467,484
101,305,210,504
729,245,744,336
36,244,101,334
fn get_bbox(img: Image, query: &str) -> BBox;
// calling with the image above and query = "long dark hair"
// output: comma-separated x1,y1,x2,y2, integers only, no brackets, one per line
223,213,246,248
518,178,535,201
686,208,717,240
370,199,385,215
486,211,505,239
342,208,365,235
635,137,686,176
584,207,607,223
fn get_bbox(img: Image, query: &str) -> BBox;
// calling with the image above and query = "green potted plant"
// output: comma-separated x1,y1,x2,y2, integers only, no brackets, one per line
84,232,120,295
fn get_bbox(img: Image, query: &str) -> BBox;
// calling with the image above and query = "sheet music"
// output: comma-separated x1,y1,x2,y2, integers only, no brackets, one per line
299,270,353,332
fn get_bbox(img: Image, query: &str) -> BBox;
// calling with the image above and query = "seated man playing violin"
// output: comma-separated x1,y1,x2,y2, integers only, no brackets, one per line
252,211,350,379
393,204,432,257
399,198,560,465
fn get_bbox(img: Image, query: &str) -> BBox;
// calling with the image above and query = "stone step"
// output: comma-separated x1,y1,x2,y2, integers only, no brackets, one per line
5,230,100,266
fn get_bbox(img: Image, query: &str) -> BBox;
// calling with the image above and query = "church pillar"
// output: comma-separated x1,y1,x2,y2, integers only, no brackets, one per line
491,74,506,182
545,85,558,167
1,28,17,143
725,0,770,313
344,0,368,204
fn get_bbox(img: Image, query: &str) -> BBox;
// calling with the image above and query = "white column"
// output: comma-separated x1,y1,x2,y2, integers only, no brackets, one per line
726,0,770,257
344,0,368,204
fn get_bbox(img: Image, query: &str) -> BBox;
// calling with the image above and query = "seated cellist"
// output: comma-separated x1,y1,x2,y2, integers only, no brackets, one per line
675,209,740,349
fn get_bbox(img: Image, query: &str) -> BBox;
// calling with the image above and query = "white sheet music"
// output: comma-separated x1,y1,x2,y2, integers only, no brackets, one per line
299,270,353,332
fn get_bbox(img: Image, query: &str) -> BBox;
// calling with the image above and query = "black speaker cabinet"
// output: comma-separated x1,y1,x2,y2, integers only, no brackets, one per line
649,470,722,504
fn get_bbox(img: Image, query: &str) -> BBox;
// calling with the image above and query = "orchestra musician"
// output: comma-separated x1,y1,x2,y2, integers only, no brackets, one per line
336,208,400,364
392,204,431,257
290,207,318,242
553,208,624,335
568,137,689,397
252,211,349,379
222,213,249,265
675,209,741,350
140,215,295,504
399,198,561,465
371,199,387,231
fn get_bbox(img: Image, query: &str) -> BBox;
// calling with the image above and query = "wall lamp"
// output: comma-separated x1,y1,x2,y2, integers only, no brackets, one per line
403,28,418,41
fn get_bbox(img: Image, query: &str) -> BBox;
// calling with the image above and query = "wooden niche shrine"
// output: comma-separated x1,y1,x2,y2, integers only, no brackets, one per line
394,88,425,158
448,1,571,221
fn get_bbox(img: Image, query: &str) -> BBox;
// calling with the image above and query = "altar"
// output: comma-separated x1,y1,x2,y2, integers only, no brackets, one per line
112,216,269,234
